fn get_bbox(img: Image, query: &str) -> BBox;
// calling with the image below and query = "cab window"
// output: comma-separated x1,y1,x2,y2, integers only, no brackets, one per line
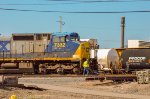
70,36,79,41
53,36,65,42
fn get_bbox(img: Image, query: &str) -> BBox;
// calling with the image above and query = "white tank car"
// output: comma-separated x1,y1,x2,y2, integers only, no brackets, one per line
90,49,97,58
97,49,119,72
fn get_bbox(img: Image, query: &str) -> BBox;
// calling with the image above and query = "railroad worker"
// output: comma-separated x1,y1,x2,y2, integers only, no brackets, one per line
83,59,90,75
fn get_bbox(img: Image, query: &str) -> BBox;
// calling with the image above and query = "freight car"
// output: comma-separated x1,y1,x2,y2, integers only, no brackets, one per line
93,48,150,74
95,49,120,73
120,48,150,72
0,32,91,74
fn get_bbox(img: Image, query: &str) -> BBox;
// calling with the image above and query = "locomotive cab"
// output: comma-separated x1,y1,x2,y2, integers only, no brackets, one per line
46,32,80,58
52,32,79,52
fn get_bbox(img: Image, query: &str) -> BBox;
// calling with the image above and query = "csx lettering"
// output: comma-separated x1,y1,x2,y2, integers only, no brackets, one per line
54,43,65,47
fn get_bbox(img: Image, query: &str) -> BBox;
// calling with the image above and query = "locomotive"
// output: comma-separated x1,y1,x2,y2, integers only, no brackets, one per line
0,32,90,74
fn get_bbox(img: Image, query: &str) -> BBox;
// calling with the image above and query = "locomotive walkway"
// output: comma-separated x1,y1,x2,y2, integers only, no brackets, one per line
23,82,150,99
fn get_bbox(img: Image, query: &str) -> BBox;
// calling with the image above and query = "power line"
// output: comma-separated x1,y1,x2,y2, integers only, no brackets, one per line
0,8,61,12
46,0,126,2
0,7,150,14
0,0,123,6
0,3,77,6
46,0,150,3
0,0,150,5
46,0,150,2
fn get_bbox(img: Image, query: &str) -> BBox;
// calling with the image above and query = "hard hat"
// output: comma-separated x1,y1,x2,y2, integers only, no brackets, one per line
9,95,17,99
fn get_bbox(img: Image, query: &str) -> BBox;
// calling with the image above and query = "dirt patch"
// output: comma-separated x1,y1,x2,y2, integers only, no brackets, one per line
0,86,129,99
0,77,150,99
74,80,150,95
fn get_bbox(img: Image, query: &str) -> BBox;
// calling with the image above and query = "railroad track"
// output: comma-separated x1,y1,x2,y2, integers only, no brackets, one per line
0,74,137,83
85,74,137,82
0,74,87,78
0,73,136,78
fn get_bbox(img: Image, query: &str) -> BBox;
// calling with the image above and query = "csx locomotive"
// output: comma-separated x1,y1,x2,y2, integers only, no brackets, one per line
0,32,90,74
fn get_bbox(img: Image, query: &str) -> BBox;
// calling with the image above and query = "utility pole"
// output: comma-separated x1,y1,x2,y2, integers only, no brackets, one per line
121,16,125,48
57,16,65,32
60,16,62,32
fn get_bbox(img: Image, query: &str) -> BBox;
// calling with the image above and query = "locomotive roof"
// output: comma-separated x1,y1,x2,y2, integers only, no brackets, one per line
0,36,11,41
12,33,52,35
52,32,79,36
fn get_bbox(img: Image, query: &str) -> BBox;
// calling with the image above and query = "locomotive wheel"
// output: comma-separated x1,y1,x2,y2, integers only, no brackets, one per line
73,67,81,74
56,67,64,75
39,68,48,74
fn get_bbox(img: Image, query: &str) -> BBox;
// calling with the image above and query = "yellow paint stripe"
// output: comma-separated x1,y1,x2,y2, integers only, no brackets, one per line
0,58,80,61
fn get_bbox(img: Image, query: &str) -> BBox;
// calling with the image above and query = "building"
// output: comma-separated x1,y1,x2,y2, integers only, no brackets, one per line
128,40,150,48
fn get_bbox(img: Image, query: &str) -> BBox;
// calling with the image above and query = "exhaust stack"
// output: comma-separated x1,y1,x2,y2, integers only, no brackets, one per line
121,17,125,48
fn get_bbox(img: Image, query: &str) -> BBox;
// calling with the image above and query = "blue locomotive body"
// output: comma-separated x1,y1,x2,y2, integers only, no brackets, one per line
45,32,80,58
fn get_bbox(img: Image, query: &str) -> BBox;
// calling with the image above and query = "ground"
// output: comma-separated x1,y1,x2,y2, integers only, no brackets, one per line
0,76,150,99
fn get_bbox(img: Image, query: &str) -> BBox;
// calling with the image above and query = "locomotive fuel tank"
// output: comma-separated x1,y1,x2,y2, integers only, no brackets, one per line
120,48,150,70
1,63,18,69
97,49,119,72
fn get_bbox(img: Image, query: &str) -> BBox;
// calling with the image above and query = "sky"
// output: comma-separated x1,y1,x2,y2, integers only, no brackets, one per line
0,0,150,48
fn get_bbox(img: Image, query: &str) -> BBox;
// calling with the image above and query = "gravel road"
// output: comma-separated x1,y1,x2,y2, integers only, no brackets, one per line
0,77,150,99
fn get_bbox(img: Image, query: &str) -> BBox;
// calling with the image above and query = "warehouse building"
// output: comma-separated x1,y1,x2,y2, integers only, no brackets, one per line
128,40,150,48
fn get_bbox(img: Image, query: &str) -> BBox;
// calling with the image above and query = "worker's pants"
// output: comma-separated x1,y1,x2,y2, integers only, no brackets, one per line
83,67,89,75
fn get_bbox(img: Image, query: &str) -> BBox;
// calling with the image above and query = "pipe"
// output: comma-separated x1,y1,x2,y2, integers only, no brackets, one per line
121,17,125,48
